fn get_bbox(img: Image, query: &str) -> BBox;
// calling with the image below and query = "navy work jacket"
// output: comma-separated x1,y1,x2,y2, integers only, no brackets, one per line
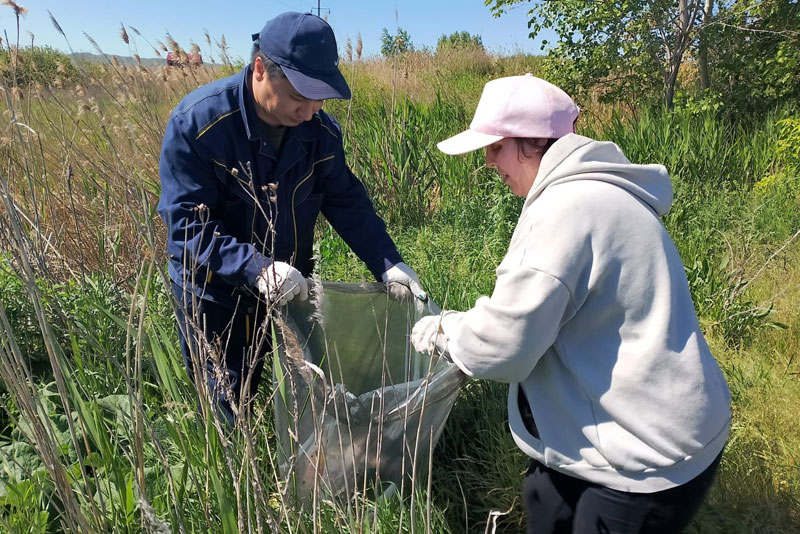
158,66,402,307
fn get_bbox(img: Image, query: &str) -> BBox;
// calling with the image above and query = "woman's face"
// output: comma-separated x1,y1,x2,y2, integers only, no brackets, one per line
485,138,542,198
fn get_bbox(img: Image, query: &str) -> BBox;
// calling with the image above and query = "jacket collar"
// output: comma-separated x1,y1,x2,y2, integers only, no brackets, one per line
239,65,258,141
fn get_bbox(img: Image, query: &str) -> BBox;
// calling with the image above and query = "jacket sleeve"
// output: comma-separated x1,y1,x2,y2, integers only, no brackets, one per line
319,128,403,280
157,112,270,288
441,264,577,383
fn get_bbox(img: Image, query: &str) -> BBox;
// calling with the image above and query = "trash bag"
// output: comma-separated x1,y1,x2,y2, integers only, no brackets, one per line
273,279,465,502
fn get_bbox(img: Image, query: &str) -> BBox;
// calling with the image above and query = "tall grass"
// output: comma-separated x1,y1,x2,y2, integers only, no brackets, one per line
0,16,799,534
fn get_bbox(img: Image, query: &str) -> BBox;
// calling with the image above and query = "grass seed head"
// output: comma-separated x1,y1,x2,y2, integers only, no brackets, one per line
119,24,129,45
83,32,104,55
1,1,28,17
48,10,65,37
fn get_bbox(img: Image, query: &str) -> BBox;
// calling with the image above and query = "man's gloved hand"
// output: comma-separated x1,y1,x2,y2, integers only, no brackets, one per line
381,262,427,302
411,315,449,356
256,262,308,306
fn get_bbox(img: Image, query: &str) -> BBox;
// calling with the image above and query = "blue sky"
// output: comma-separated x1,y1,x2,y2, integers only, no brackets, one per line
0,1,549,63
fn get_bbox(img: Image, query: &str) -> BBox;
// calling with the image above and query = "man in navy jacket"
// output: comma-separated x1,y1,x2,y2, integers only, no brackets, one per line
158,12,424,423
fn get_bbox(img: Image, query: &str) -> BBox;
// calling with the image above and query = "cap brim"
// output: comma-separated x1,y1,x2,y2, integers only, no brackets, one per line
436,129,504,155
282,65,351,100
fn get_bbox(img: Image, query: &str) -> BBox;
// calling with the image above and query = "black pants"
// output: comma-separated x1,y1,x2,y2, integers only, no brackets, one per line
172,283,271,424
522,452,722,534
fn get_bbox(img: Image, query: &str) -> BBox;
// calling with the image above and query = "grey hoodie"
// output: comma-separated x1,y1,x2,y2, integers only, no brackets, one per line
441,134,731,492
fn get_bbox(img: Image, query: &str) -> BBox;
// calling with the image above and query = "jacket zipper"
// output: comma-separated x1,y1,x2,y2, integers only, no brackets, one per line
291,155,334,255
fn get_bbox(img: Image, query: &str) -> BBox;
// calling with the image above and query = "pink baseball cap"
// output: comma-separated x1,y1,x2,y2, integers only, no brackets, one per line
437,74,579,155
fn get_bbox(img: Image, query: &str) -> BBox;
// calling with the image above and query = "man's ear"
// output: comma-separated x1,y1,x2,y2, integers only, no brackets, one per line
253,56,266,81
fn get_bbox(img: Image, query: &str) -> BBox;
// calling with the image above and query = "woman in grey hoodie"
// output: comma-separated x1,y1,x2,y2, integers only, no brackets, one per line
411,74,731,533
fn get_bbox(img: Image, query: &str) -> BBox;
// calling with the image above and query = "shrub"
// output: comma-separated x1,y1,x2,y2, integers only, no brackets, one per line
0,46,80,87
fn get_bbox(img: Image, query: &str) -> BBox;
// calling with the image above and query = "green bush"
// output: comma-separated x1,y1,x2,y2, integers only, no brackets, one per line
0,46,81,87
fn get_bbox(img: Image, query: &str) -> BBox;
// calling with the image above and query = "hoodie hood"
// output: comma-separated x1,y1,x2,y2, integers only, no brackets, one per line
526,134,673,217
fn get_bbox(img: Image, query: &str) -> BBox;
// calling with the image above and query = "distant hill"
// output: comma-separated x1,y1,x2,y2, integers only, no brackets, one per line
69,52,168,68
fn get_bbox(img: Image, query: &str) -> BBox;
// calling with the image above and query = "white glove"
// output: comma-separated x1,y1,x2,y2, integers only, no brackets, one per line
411,315,449,356
255,262,308,306
381,262,427,302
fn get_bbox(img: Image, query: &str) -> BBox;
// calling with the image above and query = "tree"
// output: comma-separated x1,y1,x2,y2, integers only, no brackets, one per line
486,0,709,107
380,27,414,57
486,0,800,112
436,31,485,53
705,0,800,113
698,0,714,90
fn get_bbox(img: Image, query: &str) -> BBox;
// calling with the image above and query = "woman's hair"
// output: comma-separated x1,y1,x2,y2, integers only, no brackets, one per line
516,138,558,161
250,44,287,80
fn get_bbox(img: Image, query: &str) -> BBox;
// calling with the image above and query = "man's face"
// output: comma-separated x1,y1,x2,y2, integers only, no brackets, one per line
251,56,324,127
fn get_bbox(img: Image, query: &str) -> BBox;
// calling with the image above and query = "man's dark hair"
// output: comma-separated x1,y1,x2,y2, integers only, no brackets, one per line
251,43,286,79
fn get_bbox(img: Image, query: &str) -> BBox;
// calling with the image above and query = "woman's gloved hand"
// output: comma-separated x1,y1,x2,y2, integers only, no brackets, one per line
411,314,449,356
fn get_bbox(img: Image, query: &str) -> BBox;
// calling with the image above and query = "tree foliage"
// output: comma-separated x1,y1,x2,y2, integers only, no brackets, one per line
380,28,414,57
436,31,485,54
486,0,707,107
704,0,800,114
486,0,800,114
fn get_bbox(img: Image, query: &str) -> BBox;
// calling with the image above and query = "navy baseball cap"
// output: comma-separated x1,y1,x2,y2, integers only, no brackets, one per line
252,12,351,100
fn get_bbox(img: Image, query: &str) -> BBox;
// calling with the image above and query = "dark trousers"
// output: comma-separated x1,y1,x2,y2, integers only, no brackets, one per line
522,451,722,534
172,283,271,424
